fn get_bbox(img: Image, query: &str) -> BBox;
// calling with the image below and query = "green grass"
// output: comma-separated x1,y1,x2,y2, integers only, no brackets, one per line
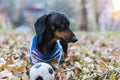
74,31,120,37
107,31,120,37
0,29,120,37
0,29,28,35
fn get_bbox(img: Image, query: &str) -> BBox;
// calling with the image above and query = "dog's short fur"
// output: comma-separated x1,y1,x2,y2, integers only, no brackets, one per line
34,11,78,68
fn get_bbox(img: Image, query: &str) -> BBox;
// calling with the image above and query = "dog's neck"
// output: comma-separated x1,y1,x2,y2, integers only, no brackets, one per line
37,42,56,55
37,31,57,55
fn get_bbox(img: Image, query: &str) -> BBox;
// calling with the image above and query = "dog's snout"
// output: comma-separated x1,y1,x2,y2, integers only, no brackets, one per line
71,35,78,42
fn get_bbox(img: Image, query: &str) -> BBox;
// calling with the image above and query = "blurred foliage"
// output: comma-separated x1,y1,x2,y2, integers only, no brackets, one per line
0,0,120,31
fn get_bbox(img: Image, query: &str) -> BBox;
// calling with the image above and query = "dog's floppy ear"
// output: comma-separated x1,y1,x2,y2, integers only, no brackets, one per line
34,14,47,36
34,14,48,45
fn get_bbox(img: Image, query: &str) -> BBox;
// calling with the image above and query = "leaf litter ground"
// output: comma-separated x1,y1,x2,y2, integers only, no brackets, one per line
0,32,120,80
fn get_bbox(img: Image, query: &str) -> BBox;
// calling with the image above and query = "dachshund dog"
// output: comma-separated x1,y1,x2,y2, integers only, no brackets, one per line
29,11,78,69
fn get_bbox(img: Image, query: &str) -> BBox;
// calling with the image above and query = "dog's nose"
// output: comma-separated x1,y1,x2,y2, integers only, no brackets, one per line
71,35,78,42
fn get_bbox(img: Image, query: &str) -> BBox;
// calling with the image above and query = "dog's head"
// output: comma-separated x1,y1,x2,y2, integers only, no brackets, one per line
34,12,78,43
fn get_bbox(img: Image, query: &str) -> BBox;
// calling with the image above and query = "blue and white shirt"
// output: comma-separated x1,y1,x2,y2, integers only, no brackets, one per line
28,34,64,66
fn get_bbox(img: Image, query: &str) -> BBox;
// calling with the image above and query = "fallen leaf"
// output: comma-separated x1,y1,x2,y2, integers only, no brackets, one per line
11,66,25,73
84,57,93,63
112,51,119,56
99,61,107,69
100,56,108,62
5,60,14,65
0,64,5,71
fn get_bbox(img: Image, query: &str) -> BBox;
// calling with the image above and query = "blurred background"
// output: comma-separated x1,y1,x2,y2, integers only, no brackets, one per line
0,0,120,32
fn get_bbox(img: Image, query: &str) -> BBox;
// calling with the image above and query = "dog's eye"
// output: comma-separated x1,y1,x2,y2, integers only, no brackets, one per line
56,22,62,26
62,19,70,25
56,22,65,28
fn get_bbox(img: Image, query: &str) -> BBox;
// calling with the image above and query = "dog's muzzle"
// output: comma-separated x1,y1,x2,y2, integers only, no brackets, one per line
71,35,78,42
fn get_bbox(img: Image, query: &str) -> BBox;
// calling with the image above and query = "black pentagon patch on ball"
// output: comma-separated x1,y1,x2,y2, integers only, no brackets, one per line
48,67,53,75
35,76,43,80
34,64,42,69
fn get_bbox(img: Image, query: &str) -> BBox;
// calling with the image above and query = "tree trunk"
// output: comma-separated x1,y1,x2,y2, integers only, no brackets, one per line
93,0,100,30
80,0,88,31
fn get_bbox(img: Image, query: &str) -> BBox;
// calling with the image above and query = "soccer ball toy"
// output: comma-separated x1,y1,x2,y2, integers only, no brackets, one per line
30,62,55,80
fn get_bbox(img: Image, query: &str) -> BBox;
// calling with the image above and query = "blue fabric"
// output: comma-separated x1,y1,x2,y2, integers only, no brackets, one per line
29,34,64,65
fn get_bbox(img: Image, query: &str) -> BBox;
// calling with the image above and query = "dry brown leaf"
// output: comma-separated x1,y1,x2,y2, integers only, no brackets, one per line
0,64,5,71
74,67,81,76
99,61,107,69
10,66,25,73
117,75,120,79
1,76,8,79
100,56,108,62
112,51,119,56
5,60,14,65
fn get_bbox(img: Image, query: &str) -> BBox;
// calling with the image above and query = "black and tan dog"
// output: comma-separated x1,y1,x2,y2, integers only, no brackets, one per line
29,11,78,69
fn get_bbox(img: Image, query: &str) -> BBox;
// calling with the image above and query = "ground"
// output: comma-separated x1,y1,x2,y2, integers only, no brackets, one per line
0,31,120,80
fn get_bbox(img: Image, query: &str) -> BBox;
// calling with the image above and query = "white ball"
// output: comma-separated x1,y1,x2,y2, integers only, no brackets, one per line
30,62,55,80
